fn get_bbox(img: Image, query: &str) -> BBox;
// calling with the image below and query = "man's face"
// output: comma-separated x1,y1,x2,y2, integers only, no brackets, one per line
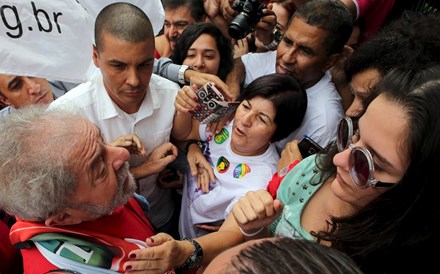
276,17,334,89
93,33,155,114
69,120,137,222
0,74,53,108
164,6,197,50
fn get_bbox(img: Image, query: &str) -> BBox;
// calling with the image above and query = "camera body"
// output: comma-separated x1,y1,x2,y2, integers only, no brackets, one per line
228,0,266,40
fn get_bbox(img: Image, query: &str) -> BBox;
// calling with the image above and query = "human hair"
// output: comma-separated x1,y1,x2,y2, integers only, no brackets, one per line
170,22,233,81
315,66,440,273
345,13,440,84
292,0,353,55
225,238,363,274
0,106,84,222
94,3,153,51
162,0,205,21
236,73,307,142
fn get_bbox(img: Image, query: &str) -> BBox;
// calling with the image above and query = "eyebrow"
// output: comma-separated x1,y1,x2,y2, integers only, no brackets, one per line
7,76,20,90
358,126,394,170
188,48,217,53
369,146,394,170
89,128,105,185
246,100,274,124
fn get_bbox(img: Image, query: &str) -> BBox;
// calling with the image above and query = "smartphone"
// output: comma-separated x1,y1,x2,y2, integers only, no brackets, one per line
298,136,324,157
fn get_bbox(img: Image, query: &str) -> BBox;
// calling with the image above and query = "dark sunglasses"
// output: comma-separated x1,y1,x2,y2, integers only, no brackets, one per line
337,117,395,189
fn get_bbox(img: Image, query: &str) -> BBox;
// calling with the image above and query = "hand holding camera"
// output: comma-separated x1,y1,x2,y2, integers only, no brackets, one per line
228,0,272,40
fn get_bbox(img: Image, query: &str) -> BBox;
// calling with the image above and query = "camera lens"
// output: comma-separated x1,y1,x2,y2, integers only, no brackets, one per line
228,13,252,39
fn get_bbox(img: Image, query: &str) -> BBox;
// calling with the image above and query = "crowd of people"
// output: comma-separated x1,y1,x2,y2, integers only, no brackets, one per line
1,0,439,273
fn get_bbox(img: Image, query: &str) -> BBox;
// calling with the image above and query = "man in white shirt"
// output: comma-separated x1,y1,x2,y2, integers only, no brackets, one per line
50,3,180,234
227,0,353,151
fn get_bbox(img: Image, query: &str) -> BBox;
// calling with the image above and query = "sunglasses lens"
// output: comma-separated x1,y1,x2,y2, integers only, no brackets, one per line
349,149,370,188
337,119,349,151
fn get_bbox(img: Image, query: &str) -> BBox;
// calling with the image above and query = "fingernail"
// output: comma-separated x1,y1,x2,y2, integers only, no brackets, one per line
193,97,198,102
148,237,155,243
125,265,132,271
129,253,136,259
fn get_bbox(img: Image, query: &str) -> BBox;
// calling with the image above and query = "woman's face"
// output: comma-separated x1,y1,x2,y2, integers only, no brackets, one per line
332,94,409,209
346,68,381,117
231,96,277,156
182,33,221,76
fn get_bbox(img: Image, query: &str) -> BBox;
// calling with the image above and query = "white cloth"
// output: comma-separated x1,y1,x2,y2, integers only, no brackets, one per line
242,51,277,88
49,73,179,229
179,123,279,239
240,50,343,151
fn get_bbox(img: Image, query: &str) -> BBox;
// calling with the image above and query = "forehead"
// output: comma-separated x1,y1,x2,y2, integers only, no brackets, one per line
361,94,408,165
0,74,12,91
190,34,218,49
165,5,194,21
286,17,328,49
245,96,276,115
351,68,381,90
99,33,154,59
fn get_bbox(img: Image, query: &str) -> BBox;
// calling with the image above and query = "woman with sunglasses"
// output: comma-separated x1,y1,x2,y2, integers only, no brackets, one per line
230,65,440,273
123,66,440,273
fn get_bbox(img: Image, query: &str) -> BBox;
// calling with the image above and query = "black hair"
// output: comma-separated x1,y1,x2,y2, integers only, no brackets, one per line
94,3,153,51
236,73,307,142
162,0,205,22
315,65,440,273
293,0,353,55
170,22,233,81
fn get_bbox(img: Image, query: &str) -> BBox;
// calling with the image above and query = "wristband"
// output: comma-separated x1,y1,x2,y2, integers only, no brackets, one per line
239,227,264,237
178,65,189,85
184,140,203,154
176,238,203,270
263,28,282,50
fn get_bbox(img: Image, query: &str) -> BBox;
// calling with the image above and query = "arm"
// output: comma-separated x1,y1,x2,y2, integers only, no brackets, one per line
124,213,245,273
123,189,283,273
225,57,245,99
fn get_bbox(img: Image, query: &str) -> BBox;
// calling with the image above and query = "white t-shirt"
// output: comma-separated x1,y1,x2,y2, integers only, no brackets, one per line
241,50,343,151
179,122,279,239
49,73,179,229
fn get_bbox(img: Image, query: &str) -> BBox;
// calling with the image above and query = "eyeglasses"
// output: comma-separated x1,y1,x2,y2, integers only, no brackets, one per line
337,117,395,189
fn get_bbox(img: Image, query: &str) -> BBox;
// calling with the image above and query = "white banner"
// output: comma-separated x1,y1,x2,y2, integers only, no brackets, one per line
0,0,164,83
77,0,165,37
0,0,95,83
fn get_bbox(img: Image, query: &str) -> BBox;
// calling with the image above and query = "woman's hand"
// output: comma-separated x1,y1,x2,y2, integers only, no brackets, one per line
232,190,284,233
278,140,303,173
174,85,199,114
124,233,194,273
187,143,215,193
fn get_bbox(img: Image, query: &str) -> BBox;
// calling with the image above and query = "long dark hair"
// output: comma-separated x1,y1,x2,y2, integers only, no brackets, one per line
315,65,440,273
170,22,233,81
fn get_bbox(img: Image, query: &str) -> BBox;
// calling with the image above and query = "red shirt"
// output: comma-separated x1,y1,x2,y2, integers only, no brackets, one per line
10,198,155,273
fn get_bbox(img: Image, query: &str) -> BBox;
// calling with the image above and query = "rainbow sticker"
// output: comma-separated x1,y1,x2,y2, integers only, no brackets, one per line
216,156,230,173
214,128,229,144
233,164,251,178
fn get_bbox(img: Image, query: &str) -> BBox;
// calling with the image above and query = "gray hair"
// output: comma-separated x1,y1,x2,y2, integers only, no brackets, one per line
0,106,84,221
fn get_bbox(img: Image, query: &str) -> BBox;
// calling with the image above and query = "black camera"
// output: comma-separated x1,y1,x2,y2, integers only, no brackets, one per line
228,0,266,40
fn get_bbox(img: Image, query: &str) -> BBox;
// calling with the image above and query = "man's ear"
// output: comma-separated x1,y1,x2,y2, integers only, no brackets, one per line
44,210,83,227
92,45,100,68
322,53,342,72
0,94,11,107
